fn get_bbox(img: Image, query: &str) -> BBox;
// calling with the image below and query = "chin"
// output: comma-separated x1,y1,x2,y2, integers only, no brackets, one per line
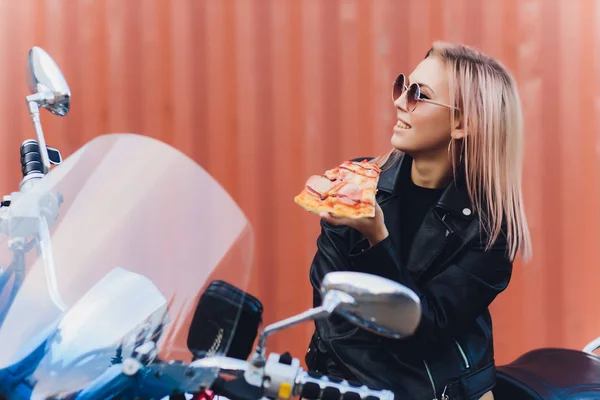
391,133,450,158
390,134,412,153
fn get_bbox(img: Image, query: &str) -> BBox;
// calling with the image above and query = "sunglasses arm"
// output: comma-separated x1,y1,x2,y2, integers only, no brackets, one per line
420,98,458,110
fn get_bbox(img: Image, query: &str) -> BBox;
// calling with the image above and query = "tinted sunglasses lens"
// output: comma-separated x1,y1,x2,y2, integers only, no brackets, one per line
407,83,419,112
392,74,405,101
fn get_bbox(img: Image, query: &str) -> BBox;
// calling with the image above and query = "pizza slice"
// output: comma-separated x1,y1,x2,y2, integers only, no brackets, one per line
294,159,381,219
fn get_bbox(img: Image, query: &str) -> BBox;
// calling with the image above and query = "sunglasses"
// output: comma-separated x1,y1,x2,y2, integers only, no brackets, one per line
392,73,458,112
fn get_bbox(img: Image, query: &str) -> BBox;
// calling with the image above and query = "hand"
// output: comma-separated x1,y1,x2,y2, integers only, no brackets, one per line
320,202,389,247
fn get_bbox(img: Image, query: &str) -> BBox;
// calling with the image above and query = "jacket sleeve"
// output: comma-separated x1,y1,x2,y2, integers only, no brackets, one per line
346,231,512,346
309,220,354,298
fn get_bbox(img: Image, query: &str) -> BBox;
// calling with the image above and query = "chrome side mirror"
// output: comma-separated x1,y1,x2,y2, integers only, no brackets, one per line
250,271,421,366
26,46,71,117
24,47,70,177
321,271,421,338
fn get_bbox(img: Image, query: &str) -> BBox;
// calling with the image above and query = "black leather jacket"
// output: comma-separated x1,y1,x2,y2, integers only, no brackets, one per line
306,154,512,400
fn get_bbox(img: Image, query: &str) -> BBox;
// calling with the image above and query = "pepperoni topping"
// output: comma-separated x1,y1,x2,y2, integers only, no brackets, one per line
336,196,358,206
303,160,379,205
336,183,362,202
305,185,322,198
306,175,336,196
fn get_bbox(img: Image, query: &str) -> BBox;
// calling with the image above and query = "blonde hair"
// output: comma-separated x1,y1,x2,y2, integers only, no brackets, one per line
375,41,532,262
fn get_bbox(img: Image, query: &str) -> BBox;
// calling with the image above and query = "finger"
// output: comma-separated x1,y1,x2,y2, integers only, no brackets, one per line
320,212,350,226
319,211,336,224
320,211,341,224
319,211,332,220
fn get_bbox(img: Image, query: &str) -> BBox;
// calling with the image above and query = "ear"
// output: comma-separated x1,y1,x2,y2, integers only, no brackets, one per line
451,117,466,140
451,128,466,140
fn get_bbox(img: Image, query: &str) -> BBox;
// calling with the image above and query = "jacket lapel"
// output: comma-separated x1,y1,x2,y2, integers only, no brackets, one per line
406,209,452,279
378,153,477,281
376,153,408,265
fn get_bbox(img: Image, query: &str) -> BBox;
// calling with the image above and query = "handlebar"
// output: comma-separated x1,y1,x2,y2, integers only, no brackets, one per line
197,352,395,400
129,352,396,400
295,370,394,400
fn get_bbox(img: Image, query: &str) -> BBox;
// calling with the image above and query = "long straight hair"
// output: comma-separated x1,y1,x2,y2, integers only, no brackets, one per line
374,42,532,262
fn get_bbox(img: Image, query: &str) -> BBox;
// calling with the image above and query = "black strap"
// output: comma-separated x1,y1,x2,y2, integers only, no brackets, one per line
444,361,496,399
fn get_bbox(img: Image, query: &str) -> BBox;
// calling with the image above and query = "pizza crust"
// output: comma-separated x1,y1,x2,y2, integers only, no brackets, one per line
294,190,375,219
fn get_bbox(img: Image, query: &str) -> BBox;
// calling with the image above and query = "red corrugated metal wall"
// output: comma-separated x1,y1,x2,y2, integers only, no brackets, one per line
1,0,599,366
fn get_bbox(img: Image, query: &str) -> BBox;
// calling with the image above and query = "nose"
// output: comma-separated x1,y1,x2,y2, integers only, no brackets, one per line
393,88,409,113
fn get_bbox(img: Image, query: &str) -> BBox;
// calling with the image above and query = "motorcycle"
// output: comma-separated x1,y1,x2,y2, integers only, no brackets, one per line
0,47,424,400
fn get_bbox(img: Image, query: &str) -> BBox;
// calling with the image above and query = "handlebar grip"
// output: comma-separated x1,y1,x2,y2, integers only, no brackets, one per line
297,371,394,400
211,376,262,400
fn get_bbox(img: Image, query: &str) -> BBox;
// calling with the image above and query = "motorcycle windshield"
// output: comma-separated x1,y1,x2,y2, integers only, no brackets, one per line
0,134,254,398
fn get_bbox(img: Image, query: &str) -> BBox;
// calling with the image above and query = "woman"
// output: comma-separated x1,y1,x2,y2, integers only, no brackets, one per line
305,42,532,400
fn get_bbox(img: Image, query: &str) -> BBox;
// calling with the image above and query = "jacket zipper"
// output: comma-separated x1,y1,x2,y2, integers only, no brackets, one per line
439,212,454,236
455,340,470,369
423,360,438,399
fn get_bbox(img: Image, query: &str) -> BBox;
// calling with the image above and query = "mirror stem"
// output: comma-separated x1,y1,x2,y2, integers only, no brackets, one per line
251,306,329,366
26,98,51,174
250,290,355,367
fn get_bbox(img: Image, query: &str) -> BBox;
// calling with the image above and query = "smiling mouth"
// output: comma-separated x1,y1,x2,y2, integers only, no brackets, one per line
396,120,411,129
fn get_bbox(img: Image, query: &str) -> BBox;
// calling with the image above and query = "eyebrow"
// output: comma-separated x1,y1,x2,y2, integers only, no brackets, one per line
408,76,436,95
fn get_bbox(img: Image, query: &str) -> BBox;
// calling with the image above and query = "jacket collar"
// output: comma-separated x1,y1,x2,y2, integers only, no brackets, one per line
377,152,475,221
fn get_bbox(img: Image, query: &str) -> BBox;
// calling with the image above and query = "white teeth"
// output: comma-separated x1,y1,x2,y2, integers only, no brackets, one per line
397,120,410,129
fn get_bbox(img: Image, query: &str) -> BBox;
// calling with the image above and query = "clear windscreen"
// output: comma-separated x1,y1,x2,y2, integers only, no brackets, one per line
0,134,253,398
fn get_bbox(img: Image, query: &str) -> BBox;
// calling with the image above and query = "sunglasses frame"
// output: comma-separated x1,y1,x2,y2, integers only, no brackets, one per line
392,73,458,112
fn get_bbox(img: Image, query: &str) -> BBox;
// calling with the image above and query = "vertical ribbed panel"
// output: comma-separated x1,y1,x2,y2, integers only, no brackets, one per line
0,0,598,366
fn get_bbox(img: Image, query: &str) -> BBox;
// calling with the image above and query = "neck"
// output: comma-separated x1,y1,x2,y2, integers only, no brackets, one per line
410,152,452,189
